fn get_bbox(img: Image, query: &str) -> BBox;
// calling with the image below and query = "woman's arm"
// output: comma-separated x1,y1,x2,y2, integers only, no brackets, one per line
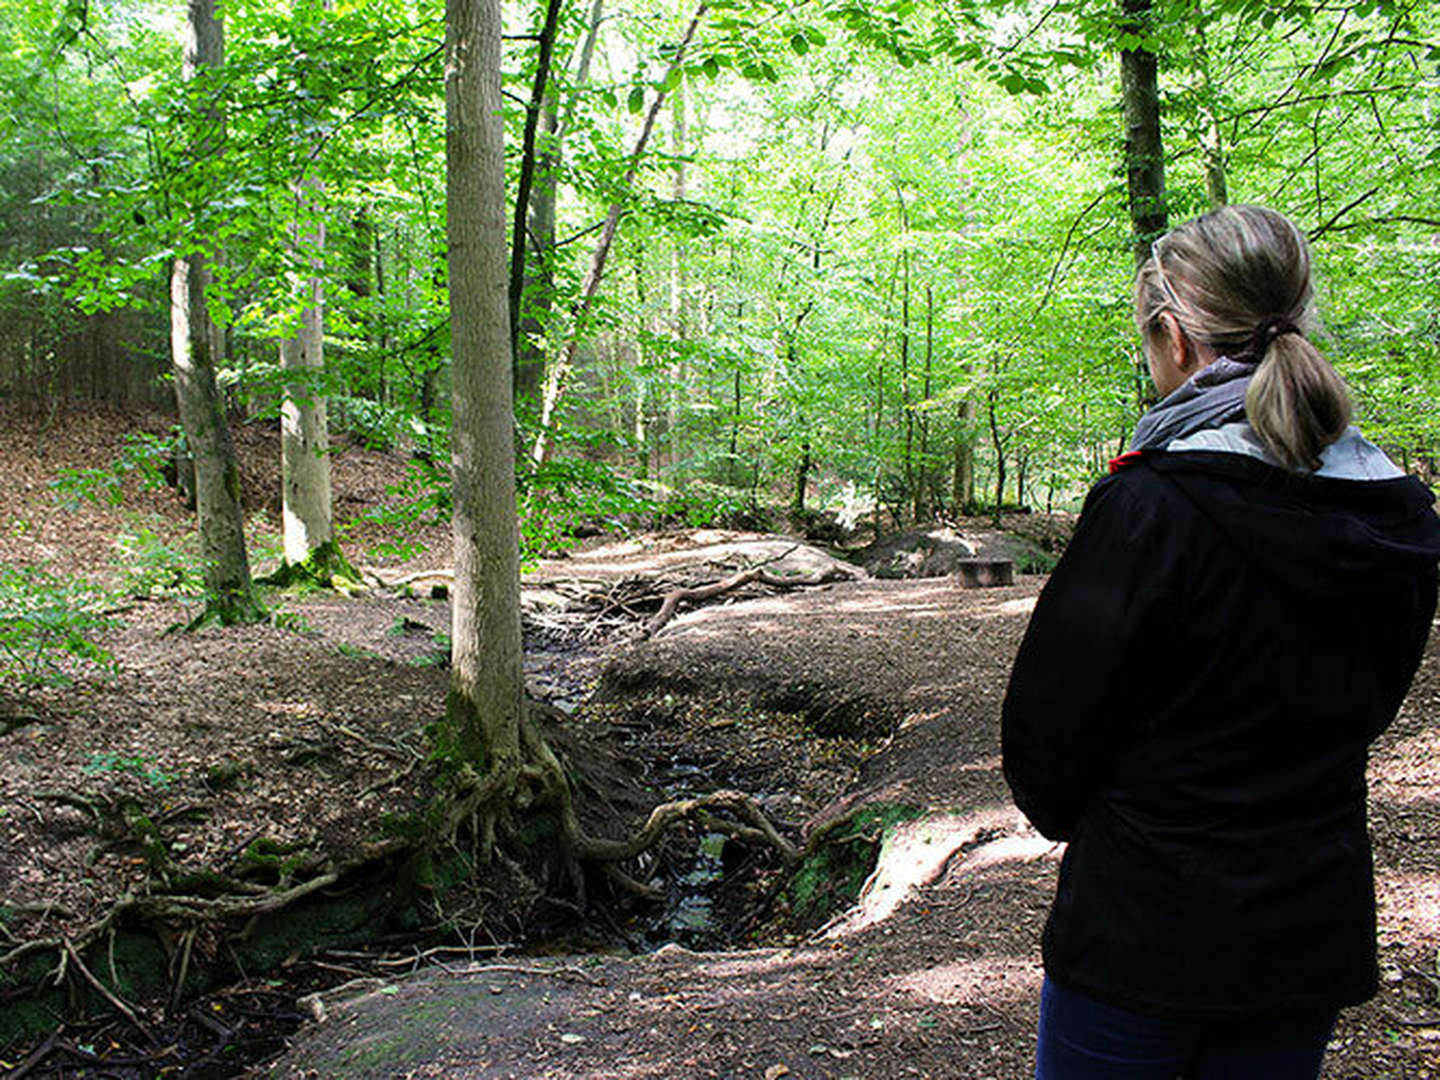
1001,471,1180,840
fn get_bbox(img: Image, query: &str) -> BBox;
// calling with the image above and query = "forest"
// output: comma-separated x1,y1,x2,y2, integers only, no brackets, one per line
6,0,1436,533
2,0,1439,1075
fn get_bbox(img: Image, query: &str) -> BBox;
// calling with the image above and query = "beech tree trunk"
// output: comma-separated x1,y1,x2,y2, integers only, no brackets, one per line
171,0,261,624
279,1,338,571
444,0,525,767
1120,0,1167,266
280,175,335,566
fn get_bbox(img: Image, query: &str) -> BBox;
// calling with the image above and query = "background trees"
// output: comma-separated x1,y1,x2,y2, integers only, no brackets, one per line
1,0,1436,545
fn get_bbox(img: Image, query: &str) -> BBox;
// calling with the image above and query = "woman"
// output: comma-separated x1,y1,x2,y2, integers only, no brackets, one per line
1001,205,1440,1079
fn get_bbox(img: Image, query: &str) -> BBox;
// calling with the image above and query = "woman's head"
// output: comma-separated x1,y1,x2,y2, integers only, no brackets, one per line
1134,204,1351,471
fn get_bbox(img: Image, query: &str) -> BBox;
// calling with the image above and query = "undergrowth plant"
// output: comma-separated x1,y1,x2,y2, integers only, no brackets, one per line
0,566,118,693
111,517,205,599
48,430,176,509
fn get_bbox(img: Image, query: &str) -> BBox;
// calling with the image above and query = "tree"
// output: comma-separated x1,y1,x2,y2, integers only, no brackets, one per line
273,0,357,588
170,0,263,626
1119,0,1166,265
443,0,528,772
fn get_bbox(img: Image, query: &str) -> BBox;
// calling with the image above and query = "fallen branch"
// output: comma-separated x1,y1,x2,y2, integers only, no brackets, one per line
362,566,455,590
641,547,800,637
63,938,153,1041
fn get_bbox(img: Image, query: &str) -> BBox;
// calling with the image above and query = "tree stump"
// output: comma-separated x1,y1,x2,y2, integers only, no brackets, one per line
954,558,1014,588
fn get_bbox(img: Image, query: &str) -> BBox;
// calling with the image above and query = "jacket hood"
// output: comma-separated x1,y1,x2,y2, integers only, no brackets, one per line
1143,449,1440,595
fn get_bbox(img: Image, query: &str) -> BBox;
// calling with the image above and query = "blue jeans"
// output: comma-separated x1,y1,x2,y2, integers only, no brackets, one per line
1036,977,1336,1080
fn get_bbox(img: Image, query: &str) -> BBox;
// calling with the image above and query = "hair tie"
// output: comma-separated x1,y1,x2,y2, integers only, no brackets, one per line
1249,315,1302,360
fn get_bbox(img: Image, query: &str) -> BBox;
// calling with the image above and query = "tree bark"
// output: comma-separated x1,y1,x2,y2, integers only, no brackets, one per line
171,0,261,624
280,173,336,567
516,0,606,409
444,0,525,768
1120,0,1167,266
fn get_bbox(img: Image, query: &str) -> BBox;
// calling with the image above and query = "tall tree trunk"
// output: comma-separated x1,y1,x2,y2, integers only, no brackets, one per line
1193,18,1228,208
1120,0,1167,266
898,219,913,525
917,285,932,522
444,0,525,768
172,0,261,625
987,384,1005,526
278,0,347,580
952,399,975,512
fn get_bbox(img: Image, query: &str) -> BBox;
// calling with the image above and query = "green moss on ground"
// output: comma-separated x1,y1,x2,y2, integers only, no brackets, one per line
785,802,924,929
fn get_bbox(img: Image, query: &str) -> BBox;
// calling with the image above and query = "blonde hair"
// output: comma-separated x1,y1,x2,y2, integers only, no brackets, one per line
1134,204,1351,471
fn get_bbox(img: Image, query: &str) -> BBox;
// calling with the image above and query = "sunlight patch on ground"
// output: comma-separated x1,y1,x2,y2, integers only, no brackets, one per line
825,806,1039,938
1370,727,1440,789
889,955,1043,1008
1376,869,1440,942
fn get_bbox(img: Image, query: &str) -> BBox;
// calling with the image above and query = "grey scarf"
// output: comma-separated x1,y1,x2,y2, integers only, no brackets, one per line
1129,357,1255,452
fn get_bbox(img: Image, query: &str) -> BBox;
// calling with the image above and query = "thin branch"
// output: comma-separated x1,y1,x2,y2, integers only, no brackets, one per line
1309,185,1383,240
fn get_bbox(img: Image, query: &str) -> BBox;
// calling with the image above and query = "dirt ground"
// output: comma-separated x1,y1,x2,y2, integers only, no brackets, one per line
2,404,1437,1079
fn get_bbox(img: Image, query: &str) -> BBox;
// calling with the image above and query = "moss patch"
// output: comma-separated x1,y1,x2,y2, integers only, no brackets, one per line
260,540,363,593
784,802,923,930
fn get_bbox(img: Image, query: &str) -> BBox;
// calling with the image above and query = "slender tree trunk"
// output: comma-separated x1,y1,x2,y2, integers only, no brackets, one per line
987,385,1005,525
917,285,932,522
444,0,525,768
898,241,912,525
517,0,606,409
1193,18,1228,208
1120,0,1167,266
277,0,346,578
172,0,260,624
729,367,741,486
508,0,565,393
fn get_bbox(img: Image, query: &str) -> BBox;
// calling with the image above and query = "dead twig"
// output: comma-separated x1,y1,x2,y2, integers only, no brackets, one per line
62,938,153,1041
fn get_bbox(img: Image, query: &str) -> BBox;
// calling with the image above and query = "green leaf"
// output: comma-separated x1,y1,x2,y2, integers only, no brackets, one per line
790,33,810,56
702,56,721,79
627,86,645,114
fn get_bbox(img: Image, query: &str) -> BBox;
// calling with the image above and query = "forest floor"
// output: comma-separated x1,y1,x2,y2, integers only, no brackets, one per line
1,403,1438,1079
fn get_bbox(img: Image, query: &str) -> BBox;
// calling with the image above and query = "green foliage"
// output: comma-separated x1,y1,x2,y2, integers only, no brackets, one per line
0,566,117,693
49,431,175,511
111,518,205,600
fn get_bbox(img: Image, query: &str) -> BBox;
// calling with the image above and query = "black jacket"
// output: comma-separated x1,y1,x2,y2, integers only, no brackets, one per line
1002,449,1440,1019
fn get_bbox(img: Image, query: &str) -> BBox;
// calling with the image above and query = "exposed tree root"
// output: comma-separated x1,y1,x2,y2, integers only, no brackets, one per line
0,838,411,1039
436,707,800,915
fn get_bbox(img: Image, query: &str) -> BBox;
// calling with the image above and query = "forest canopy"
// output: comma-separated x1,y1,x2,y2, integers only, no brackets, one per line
3,0,1437,535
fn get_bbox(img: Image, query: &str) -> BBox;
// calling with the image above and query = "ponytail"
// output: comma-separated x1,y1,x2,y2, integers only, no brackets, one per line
1245,333,1352,471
